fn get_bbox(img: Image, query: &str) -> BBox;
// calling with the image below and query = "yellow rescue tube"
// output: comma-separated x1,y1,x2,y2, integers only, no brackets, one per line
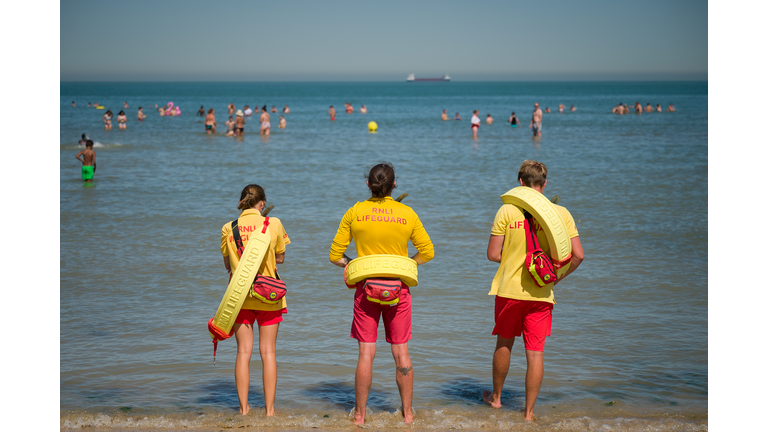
96,106,105,109
500,187,572,279
345,254,418,287
209,226,271,339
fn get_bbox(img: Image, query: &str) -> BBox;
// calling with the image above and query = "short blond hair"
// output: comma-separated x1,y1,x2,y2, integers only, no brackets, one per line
517,160,547,187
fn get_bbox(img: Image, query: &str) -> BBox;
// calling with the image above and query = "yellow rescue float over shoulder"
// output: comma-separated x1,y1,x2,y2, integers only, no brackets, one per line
208,219,271,345
345,254,419,287
500,186,572,279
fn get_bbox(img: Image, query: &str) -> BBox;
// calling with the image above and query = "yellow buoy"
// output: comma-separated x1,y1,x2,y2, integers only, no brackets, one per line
368,121,378,133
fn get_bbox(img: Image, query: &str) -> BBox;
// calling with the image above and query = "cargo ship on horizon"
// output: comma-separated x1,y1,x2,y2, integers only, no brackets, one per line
406,73,450,82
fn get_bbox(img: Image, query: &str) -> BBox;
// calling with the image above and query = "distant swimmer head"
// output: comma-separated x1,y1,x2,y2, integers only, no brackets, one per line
368,121,378,133
238,184,266,210
262,105,267,112
119,110,125,115
367,162,396,198
518,160,547,188
82,133,88,140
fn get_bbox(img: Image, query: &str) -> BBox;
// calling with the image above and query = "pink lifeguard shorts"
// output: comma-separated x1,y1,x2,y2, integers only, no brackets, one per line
492,297,553,352
351,282,412,344
235,308,286,327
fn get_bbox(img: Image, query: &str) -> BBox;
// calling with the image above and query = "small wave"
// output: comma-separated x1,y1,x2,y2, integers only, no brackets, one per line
60,407,708,431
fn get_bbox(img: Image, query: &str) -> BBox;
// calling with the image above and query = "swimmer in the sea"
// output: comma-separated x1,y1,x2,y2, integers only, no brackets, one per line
117,110,127,129
509,112,519,126
656,104,662,112
197,105,205,116
103,110,113,130
271,105,277,113
471,110,481,138
360,105,367,114
329,105,336,120
570,105,576,112
225,116,235,136
228,103,235,115
138,107,146,121
283,105,290,114
558,104,564,113
530,103,543,137
635,102,642,114
278,115,286,129
622,104,629,114
442,110,448,121
346,103,353,114
71,101,75,107
486,114,494,125
205,108,217,134
260,106,270,136
668,103,675,112
235,110,245,136
124,101,129,109
159,106,166,116
645,103,654,113
544,107,551,113
87,102,91,107
244,105,253,117
455,112,462,121
78,133,88,146
76,140,96,183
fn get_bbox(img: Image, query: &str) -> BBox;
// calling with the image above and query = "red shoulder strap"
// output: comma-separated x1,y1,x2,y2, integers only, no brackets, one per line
523,212,542,252
262,216,270,233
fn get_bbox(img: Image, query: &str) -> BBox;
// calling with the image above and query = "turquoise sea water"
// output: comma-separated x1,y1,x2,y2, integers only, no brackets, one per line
60,82,708,431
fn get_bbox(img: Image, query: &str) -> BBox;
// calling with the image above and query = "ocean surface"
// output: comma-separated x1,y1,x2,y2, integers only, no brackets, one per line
60,82,708,431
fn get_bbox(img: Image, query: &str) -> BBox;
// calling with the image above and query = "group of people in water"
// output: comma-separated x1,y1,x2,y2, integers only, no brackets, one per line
328,102,368,120
202,104,288,137
220,160,584,424
442,102,556,138
613,102,675,114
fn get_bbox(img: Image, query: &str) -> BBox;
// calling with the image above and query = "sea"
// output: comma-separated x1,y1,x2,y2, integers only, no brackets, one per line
60,82,708,431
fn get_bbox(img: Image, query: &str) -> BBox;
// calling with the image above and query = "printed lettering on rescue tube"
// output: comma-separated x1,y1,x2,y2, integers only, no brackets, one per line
345,254,419,287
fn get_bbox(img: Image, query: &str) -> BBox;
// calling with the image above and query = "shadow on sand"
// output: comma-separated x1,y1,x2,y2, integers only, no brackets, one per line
440,377,523,409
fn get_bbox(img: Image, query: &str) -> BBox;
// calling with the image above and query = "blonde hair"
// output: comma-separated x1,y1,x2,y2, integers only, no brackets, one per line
517,160,547,187
237,184,266,210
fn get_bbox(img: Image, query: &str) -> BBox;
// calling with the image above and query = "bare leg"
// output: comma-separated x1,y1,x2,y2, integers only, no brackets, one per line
258,323,279,416
234,323,254,415
391,343,414,423
524,349,544,421
354,342,376,425
483,335,514,409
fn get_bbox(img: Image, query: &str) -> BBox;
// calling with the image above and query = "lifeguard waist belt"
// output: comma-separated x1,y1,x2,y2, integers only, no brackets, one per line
363,279,403,306
523,212,559,287
231,217,287,305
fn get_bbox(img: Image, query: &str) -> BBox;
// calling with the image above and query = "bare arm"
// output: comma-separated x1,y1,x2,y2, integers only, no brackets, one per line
223,255,231,273
555,236,584,284
276,252,285,264
75,150,85,164
487,235,504,263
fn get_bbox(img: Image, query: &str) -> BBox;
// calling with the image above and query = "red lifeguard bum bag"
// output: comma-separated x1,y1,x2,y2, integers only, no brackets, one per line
523,212,559,287
363,279,403,306
231,216,287,305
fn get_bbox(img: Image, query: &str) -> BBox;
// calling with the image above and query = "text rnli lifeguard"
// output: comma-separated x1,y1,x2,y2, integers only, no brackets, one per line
356,207,408,225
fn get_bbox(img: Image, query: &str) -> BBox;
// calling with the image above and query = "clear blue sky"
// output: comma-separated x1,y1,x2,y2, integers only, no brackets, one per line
60,0,707,81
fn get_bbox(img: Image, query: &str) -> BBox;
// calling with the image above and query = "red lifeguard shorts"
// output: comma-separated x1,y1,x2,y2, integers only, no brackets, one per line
235,308,286,327
492,297,553,352
351,282,412,344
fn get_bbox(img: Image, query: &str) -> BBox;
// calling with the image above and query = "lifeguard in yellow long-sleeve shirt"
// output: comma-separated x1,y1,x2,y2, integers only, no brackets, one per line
329,163,434,426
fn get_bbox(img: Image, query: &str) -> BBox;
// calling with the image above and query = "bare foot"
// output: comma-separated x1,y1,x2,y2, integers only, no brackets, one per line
239,405,250,416
482,390,502,409
403,407,414,424
524,410,534,421
353,410,365,425
265,407,275,417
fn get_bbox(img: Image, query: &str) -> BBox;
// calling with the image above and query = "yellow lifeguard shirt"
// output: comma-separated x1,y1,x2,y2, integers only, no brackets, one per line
221,209,291,311
329,196,434,262
489,203,578,304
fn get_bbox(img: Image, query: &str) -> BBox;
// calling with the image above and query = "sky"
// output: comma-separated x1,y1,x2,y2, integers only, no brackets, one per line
60,0,707,81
